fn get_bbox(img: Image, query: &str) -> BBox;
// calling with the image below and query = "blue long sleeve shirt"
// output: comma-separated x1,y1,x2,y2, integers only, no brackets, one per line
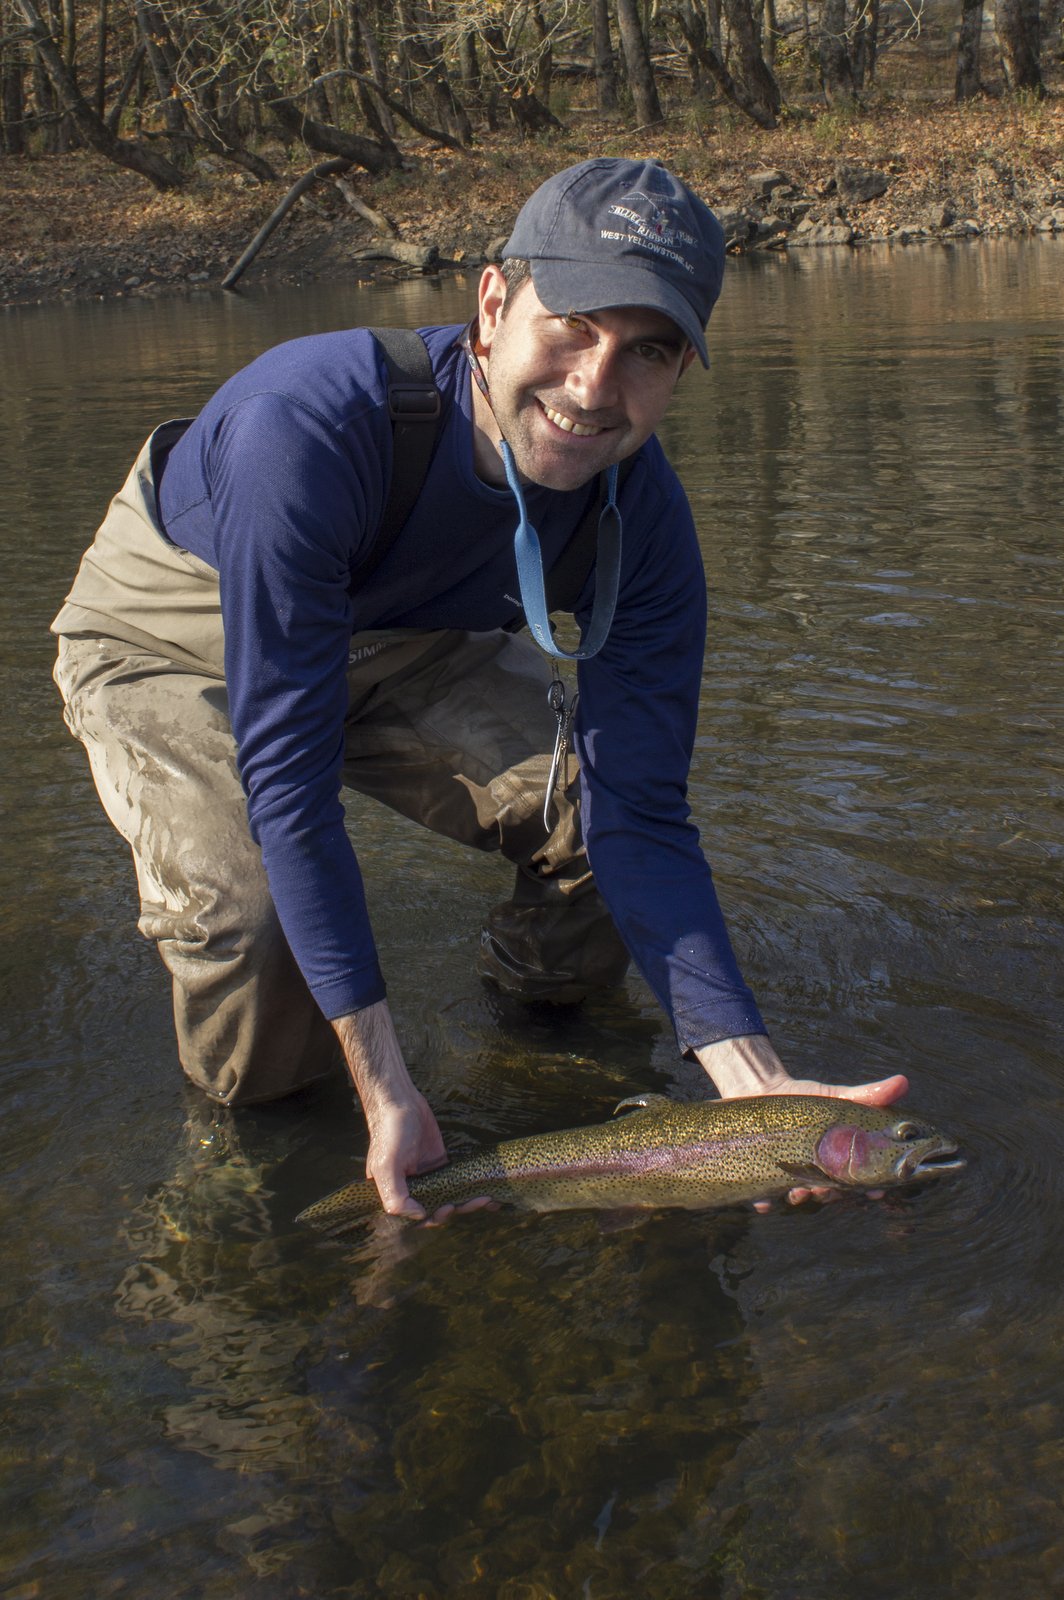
156,322,765,1050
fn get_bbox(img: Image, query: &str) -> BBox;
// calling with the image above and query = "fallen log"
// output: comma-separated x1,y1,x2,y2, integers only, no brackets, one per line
333,179,398,237
351,241,440,269
222,158,353,290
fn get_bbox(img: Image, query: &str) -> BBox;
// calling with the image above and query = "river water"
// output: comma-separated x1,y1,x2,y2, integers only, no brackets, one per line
2,240,1062,1598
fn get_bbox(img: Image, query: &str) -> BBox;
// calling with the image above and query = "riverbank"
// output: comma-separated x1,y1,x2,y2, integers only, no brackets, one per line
2,95,1062,307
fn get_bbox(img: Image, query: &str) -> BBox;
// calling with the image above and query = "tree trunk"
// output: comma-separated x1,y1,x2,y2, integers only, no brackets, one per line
531,0,552,102
59,0,72,72
105,38,145,132
819,0,856,101
93,0,106,117
2,37,27,154
399,0,472,144
673,0,780,126
955,0,984,96
330,8,350,118
134,0,188,149
591,0,619,109
723,0,781,121
800,0,815,85
457,27,480,104
479,22,561,133
616,0,663,123
852,0,879,85
182,94,277,180
763,0,778,71
356,6,396,139
14,0,186,184
995,0,1044,91
708,0,724,54
678,0,707,94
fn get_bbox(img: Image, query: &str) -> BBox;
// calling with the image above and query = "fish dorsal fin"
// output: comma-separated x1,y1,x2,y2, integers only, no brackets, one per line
612,1094,670,1118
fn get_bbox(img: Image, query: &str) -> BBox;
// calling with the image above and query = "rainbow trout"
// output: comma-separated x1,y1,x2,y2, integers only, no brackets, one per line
296,1094,963,1232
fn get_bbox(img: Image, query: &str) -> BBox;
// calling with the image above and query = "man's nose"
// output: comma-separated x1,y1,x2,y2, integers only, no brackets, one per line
565,344,620,412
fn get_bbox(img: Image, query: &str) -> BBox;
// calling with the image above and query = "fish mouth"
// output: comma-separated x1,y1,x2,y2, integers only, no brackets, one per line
898,1139,966,1181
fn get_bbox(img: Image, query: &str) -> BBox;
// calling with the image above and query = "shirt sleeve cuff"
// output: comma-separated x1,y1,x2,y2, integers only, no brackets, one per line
672,1002,768,1056
312,965,388,1021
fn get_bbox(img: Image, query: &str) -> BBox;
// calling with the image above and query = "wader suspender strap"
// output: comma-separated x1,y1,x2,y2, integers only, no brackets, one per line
354,326,633,640
351,326,443,588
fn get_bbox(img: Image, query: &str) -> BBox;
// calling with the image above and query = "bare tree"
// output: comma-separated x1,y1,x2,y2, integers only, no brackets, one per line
819,0,856,100
14,0,187,183
355,0,396,136
591,0,619,109
851,0,879,85
616,0,663,123
995,0,1044,91
955,0,984,96
723,0,782,117
479,18,561,132
1,0,32,153
670,0,781,128
397,0,472,144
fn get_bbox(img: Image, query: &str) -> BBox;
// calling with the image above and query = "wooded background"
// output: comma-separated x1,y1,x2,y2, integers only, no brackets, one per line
2,0,1061,188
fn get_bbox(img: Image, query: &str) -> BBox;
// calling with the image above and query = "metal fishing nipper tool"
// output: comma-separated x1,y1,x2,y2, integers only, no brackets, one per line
544,664,579,832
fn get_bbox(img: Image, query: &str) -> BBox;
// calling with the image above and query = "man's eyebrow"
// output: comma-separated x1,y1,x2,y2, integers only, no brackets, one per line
625,326,687,355
572,311,687,351
643,330,686,351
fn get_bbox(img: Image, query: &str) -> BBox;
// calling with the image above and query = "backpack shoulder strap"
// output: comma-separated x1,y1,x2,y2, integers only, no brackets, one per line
352,326,442,587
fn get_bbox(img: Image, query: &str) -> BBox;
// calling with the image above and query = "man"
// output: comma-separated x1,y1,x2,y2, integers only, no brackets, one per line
53,158,905,1218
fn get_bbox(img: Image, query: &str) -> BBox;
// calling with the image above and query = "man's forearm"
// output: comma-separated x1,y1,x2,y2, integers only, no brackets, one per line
332,998,419,1110
693,1033,789,1098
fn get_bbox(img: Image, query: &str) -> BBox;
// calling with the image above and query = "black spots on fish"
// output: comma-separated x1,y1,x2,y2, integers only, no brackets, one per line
297,1180,381,1230
295,1096,961,1227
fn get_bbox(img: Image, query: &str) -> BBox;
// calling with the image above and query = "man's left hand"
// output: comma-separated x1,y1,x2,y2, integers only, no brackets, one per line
693,1032,909,1210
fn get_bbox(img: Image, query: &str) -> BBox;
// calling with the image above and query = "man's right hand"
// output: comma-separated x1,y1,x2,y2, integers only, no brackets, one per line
332,1000,447,1218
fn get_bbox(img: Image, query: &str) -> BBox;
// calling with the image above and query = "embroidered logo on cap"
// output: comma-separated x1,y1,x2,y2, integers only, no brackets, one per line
600,188,701,276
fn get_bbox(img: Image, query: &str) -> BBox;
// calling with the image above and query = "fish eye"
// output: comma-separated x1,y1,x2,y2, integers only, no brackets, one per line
893,1120,923,1140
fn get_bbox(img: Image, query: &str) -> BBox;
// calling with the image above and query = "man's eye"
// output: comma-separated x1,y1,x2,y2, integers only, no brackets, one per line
635,343,665,362
561,313,587,332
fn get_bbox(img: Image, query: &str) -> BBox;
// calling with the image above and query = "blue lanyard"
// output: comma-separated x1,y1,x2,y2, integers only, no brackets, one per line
501,441,622,662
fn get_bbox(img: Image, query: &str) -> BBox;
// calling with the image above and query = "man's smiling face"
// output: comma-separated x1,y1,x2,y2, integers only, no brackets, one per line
471,265,696,492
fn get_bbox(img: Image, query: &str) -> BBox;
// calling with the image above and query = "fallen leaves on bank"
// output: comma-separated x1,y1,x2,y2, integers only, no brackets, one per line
1,94,1062,307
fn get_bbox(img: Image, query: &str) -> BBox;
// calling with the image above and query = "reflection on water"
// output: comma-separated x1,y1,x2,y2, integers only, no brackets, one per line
2,240,1063,1597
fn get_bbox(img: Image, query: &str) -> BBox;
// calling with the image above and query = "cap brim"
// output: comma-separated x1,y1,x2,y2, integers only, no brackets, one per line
529,258,710,367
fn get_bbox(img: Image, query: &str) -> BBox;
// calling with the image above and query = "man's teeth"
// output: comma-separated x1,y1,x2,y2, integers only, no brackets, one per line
543,404,602,437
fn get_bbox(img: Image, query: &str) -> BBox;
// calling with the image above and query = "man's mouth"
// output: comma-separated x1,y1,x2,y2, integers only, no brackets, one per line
541,402,604,438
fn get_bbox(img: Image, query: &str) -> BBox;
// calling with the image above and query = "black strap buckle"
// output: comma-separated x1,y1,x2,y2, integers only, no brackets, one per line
388,383,441,422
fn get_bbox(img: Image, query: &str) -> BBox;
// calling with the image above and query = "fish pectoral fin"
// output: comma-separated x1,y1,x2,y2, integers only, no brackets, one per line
777,1160,829,1183
612,1094,670,1117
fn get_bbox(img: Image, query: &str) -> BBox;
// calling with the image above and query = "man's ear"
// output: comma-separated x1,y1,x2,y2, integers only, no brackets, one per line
476,264,508,353
680,345,697,376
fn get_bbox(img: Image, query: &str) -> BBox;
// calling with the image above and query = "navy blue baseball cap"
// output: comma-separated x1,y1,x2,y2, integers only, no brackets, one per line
502,158,725,366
